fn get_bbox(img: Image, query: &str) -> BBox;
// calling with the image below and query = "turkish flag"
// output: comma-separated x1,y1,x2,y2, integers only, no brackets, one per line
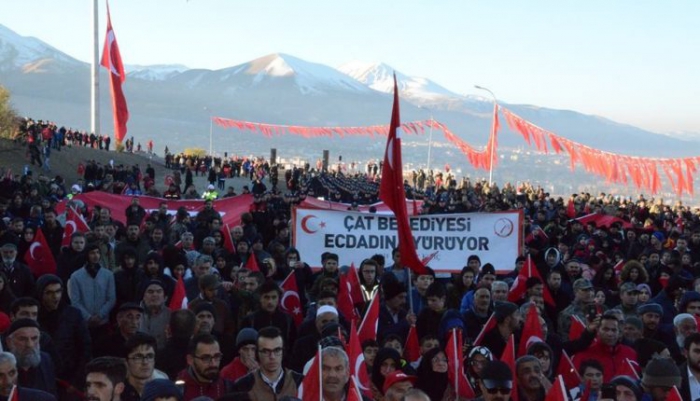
101,1,129,145
280,271,303,326
245,253,260,272
347,320,372,398
61,207,91,248
347,376,364,401
545,375,568,401
298,346,322,401
507,255,555,306
556,350,581,389
23,228,57,278
168,275,188,311
446,329,475,399
566,198,576,219
473,313,496,346
346,263,364,307
518,303,544,357
500,335,518,401
378,74,426,276
338,273,360,326
404,325,420,363
358,291,380,344
222,224,236,254
618,358,640,380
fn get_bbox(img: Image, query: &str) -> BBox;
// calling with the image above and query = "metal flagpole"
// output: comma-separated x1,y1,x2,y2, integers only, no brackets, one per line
426,114,434,171
453,329,459,395
91,0,100,138
318,344,323,400
407,268,414,314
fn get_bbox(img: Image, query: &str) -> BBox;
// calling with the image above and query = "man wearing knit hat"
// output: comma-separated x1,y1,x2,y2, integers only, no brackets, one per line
558,278,595,341
220,328,258,383
637,303,675,348
5,318,56,394
378,280,415,344
641,357,681,401
140,378,182,401
0,351,55,400
138,279,170,350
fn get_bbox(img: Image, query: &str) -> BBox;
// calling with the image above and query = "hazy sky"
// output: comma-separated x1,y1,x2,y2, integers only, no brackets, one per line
3,0,699,134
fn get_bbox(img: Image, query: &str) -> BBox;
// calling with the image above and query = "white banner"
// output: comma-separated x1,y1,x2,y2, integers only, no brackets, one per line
292,208,522,273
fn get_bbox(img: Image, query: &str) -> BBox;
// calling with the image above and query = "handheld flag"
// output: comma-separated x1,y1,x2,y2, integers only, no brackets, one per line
280,271,303,326
299,345,322,401
404,325,420,363
446,329,475,398
245,253,260,272
518,303,544,357
557,350,582,389
358,291,380,344
24,228,57,277
61,206,91,248
500,335,518,401
222,224,236,254
169,275,188,310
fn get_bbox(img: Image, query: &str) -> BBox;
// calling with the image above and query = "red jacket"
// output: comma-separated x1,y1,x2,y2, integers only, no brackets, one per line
176,367,229,400
220,357,251,383
572,340,637,382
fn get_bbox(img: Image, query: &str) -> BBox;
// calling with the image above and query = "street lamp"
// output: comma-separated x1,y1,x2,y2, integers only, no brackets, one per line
474,85,498,186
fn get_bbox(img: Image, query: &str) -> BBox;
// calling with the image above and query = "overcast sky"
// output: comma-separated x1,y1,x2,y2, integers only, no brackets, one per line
4,0,699,134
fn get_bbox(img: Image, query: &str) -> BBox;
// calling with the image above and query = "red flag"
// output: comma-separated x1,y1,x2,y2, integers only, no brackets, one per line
378,74,426,276
545,375,568,401
507,255,555,306
613,259,625,275
566,198,576,219
7,385,17,401
299,345,322,401
404,325,420,363
420,250,439,266
569,315,587,341
280,271,303,326
618,358,640,380
245,253,260,272
222,224,236,254
500,334,518,401
666,386,682,401
518,303,544,357
101,1,129,145
347,320,372,397
556,350,581,389
358,291,380,344
338,274,360,326
61,207,91,248
23,228,57,278
346,263,364,307
473,313,496,346
347,376,364,401
446,329,475,399
168,275,188,311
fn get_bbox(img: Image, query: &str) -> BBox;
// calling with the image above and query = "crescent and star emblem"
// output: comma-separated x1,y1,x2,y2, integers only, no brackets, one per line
281,291,301,316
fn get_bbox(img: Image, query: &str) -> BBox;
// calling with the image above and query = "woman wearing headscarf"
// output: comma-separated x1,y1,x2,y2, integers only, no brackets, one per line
415,347,470,401
371,348,402,401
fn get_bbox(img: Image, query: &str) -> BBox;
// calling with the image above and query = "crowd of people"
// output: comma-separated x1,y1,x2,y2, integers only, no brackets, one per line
2,121,700,401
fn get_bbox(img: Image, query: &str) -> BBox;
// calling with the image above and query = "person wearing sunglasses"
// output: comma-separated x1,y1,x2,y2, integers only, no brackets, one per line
475,360,513,401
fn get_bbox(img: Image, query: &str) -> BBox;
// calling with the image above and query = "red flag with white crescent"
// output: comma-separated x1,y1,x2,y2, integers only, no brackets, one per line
101,1,129,145
346,263,364,308
61,207,91,248
24,228,57,278
298,346,322,401
500,335,518,401
347,320,372,398
280,271,303,326
518,303,544,357
358,291,380,344
446,329,475,398
168,275,188,311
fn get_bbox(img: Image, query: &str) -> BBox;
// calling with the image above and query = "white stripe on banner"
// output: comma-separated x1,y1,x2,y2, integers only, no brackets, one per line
293,208,522,272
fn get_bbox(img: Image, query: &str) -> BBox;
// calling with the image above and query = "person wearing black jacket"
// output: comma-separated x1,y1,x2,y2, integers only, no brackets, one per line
0,243,35,298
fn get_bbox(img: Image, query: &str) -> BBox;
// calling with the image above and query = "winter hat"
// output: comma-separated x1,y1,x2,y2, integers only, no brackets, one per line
637,303,663,316
382,280,406,300
193,303,216,319
641,357,681,388
236,328,258,350
7,318,39,336
679,291,700,312
140,378,183,401
610,376,642,400
493,301,519,323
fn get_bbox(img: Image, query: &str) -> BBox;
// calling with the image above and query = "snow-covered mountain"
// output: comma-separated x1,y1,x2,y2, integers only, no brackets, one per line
172,53,373,95
125,64,189,81
338,61,459,100
0,24,83,73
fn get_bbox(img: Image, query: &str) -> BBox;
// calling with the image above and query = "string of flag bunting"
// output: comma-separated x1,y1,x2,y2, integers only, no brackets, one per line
213,105,698,196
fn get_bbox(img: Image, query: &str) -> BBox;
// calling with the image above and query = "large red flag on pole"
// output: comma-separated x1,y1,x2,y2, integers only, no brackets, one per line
280,271,303,326
379,74,427,276
101,1,129,146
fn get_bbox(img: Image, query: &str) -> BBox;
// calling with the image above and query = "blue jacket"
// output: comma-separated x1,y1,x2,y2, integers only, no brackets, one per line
67,265,116,325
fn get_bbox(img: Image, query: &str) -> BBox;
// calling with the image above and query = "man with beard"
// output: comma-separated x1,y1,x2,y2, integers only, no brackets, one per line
114,223,150,269
679,332,700,401
638,303,675,346
558,278,594,341
672,313,698,364
0,351,56,400
5,318,56,394
67,243,116,343
121,333,167,401
35,274,91,393
0,243,35,298
378,280,415,344
85,356,127,401
177,333,229,399
231,326,302,399
514,356,545,401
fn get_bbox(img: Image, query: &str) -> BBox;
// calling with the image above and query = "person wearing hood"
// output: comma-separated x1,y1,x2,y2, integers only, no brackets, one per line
114,248,141,308
67,242,115,343
414,347,461,401
371,347,403,401
35,274,91,390
137,252,176,302
56,232,87,284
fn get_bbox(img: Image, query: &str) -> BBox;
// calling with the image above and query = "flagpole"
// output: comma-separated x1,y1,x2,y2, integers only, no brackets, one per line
318,344,323,401
407,268,414,315
474,85,497,186
91,0,100,139
426,113,433,171
453,330,459,394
